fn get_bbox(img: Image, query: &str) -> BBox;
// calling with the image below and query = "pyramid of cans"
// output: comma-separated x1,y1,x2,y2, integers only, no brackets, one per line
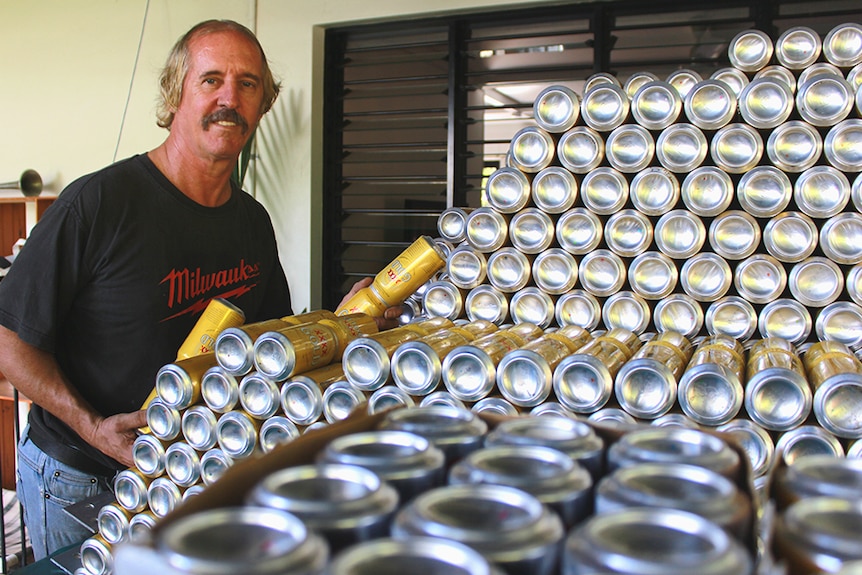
76,22,862,575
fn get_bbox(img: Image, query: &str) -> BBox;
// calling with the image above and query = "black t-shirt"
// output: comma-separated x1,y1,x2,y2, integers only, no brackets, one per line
0,154,292,473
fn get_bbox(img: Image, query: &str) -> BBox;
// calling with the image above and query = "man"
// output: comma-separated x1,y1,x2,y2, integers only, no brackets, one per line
0,19,395,559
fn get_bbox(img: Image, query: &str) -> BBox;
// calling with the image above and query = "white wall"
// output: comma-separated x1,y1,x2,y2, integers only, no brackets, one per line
0,0,550,313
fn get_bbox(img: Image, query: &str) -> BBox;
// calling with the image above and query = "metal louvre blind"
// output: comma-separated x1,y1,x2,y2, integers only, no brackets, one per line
321,0,860,309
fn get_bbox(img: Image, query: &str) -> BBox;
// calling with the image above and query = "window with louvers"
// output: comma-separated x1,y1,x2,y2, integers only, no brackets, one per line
321,0,860,309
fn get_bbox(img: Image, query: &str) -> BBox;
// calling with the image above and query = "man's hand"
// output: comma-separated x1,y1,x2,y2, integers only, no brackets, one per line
84,410,148,468
339,277,404,331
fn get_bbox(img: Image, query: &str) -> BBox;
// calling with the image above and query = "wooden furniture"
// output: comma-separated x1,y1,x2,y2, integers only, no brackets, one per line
0,195,55,256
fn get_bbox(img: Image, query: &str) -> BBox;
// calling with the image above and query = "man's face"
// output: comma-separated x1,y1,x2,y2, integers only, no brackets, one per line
170,29,265,162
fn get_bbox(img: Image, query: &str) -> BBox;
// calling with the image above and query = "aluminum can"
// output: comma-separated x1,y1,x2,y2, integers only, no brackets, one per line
531,166,577,214
336,236,447,317
775,425,845,466
583,71,621,92
164,441,202,488
419,391,466,410
578,249,626,298
556,207,603,255
319,430,445,502
214,317,297,376
797,74,855,127
645,413,700,430
200,448,233,485
595,462,752,541
734,253,787,305
470,395,520,417
821,212,862,266
437,206,471,244
631,80,682,130
486,415,605,479
253,322,339,383
758,298,813,344
442,330,526,402
237,371,280,419
508,126,555,173
199,365,240,413
497,330,587,407
555,289,602,331
564,507,752,575
114,468,152,513
623,71,660,99
607,426,742,480
554,328,641,414
530,401,577,418
774,454,862,511
509,208,554,254
260,416,300,453
680,252,732,303
450,444,593,528
484,167,531,214
447,244,488,290
653,293,704,339
392,483,564,575
176,298,246,361
153,506,328,575
380,404,488,465
789,256,844,308
655,122,708,174
677,334,746,426
320,313,379,358
587,407,638,428
654,209,706,259
132,433,169,478
705,295,758,341
684,79,738,130
850,439,862,458
763,211,818,263
486,247,532,294
708,210,761,260
775,26,822,69
766,120,823,173
325,536,500,575
794,165,851,219
773,496,862,575
823,22,862,67
180,404,218,451
155,352,218,410
798,61,846,87
557,125,604,174
146,398,182,441
581,82,630,131
816,301,862,350
630,166,679,216
79,534,113,575
533,84,581,133
681,166,733,217
509,286,556,328
128,510,157,543
805,340,862,438
825,118,862,173
605,124,655,173
367,385,416,413
744,338,812,431
422,280,466,321
711,123,763,174
615,330,693,419
604,209,653,258
666,69,703,99
532,248,578,295
216,410,261,459
710,67,750,96
280,363,345,425
738,77,794,129
728,28,773,72
715,418,775,479
147,476,185,518
465,284,509,325
247,463,398,553
580,166,629,215
848,263,862,308
391,327,475,396
602,291,651,334
341,326,424,391
737,166,792,218
854,173,862,212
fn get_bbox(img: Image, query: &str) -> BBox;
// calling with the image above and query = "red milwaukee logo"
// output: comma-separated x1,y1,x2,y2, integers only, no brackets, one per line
161,259,261,310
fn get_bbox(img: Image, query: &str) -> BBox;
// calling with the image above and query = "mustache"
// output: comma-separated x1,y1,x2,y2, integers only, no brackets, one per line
202,108,249,132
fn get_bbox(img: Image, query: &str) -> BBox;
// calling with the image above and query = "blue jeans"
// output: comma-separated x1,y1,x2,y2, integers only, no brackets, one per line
16,426,113,560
